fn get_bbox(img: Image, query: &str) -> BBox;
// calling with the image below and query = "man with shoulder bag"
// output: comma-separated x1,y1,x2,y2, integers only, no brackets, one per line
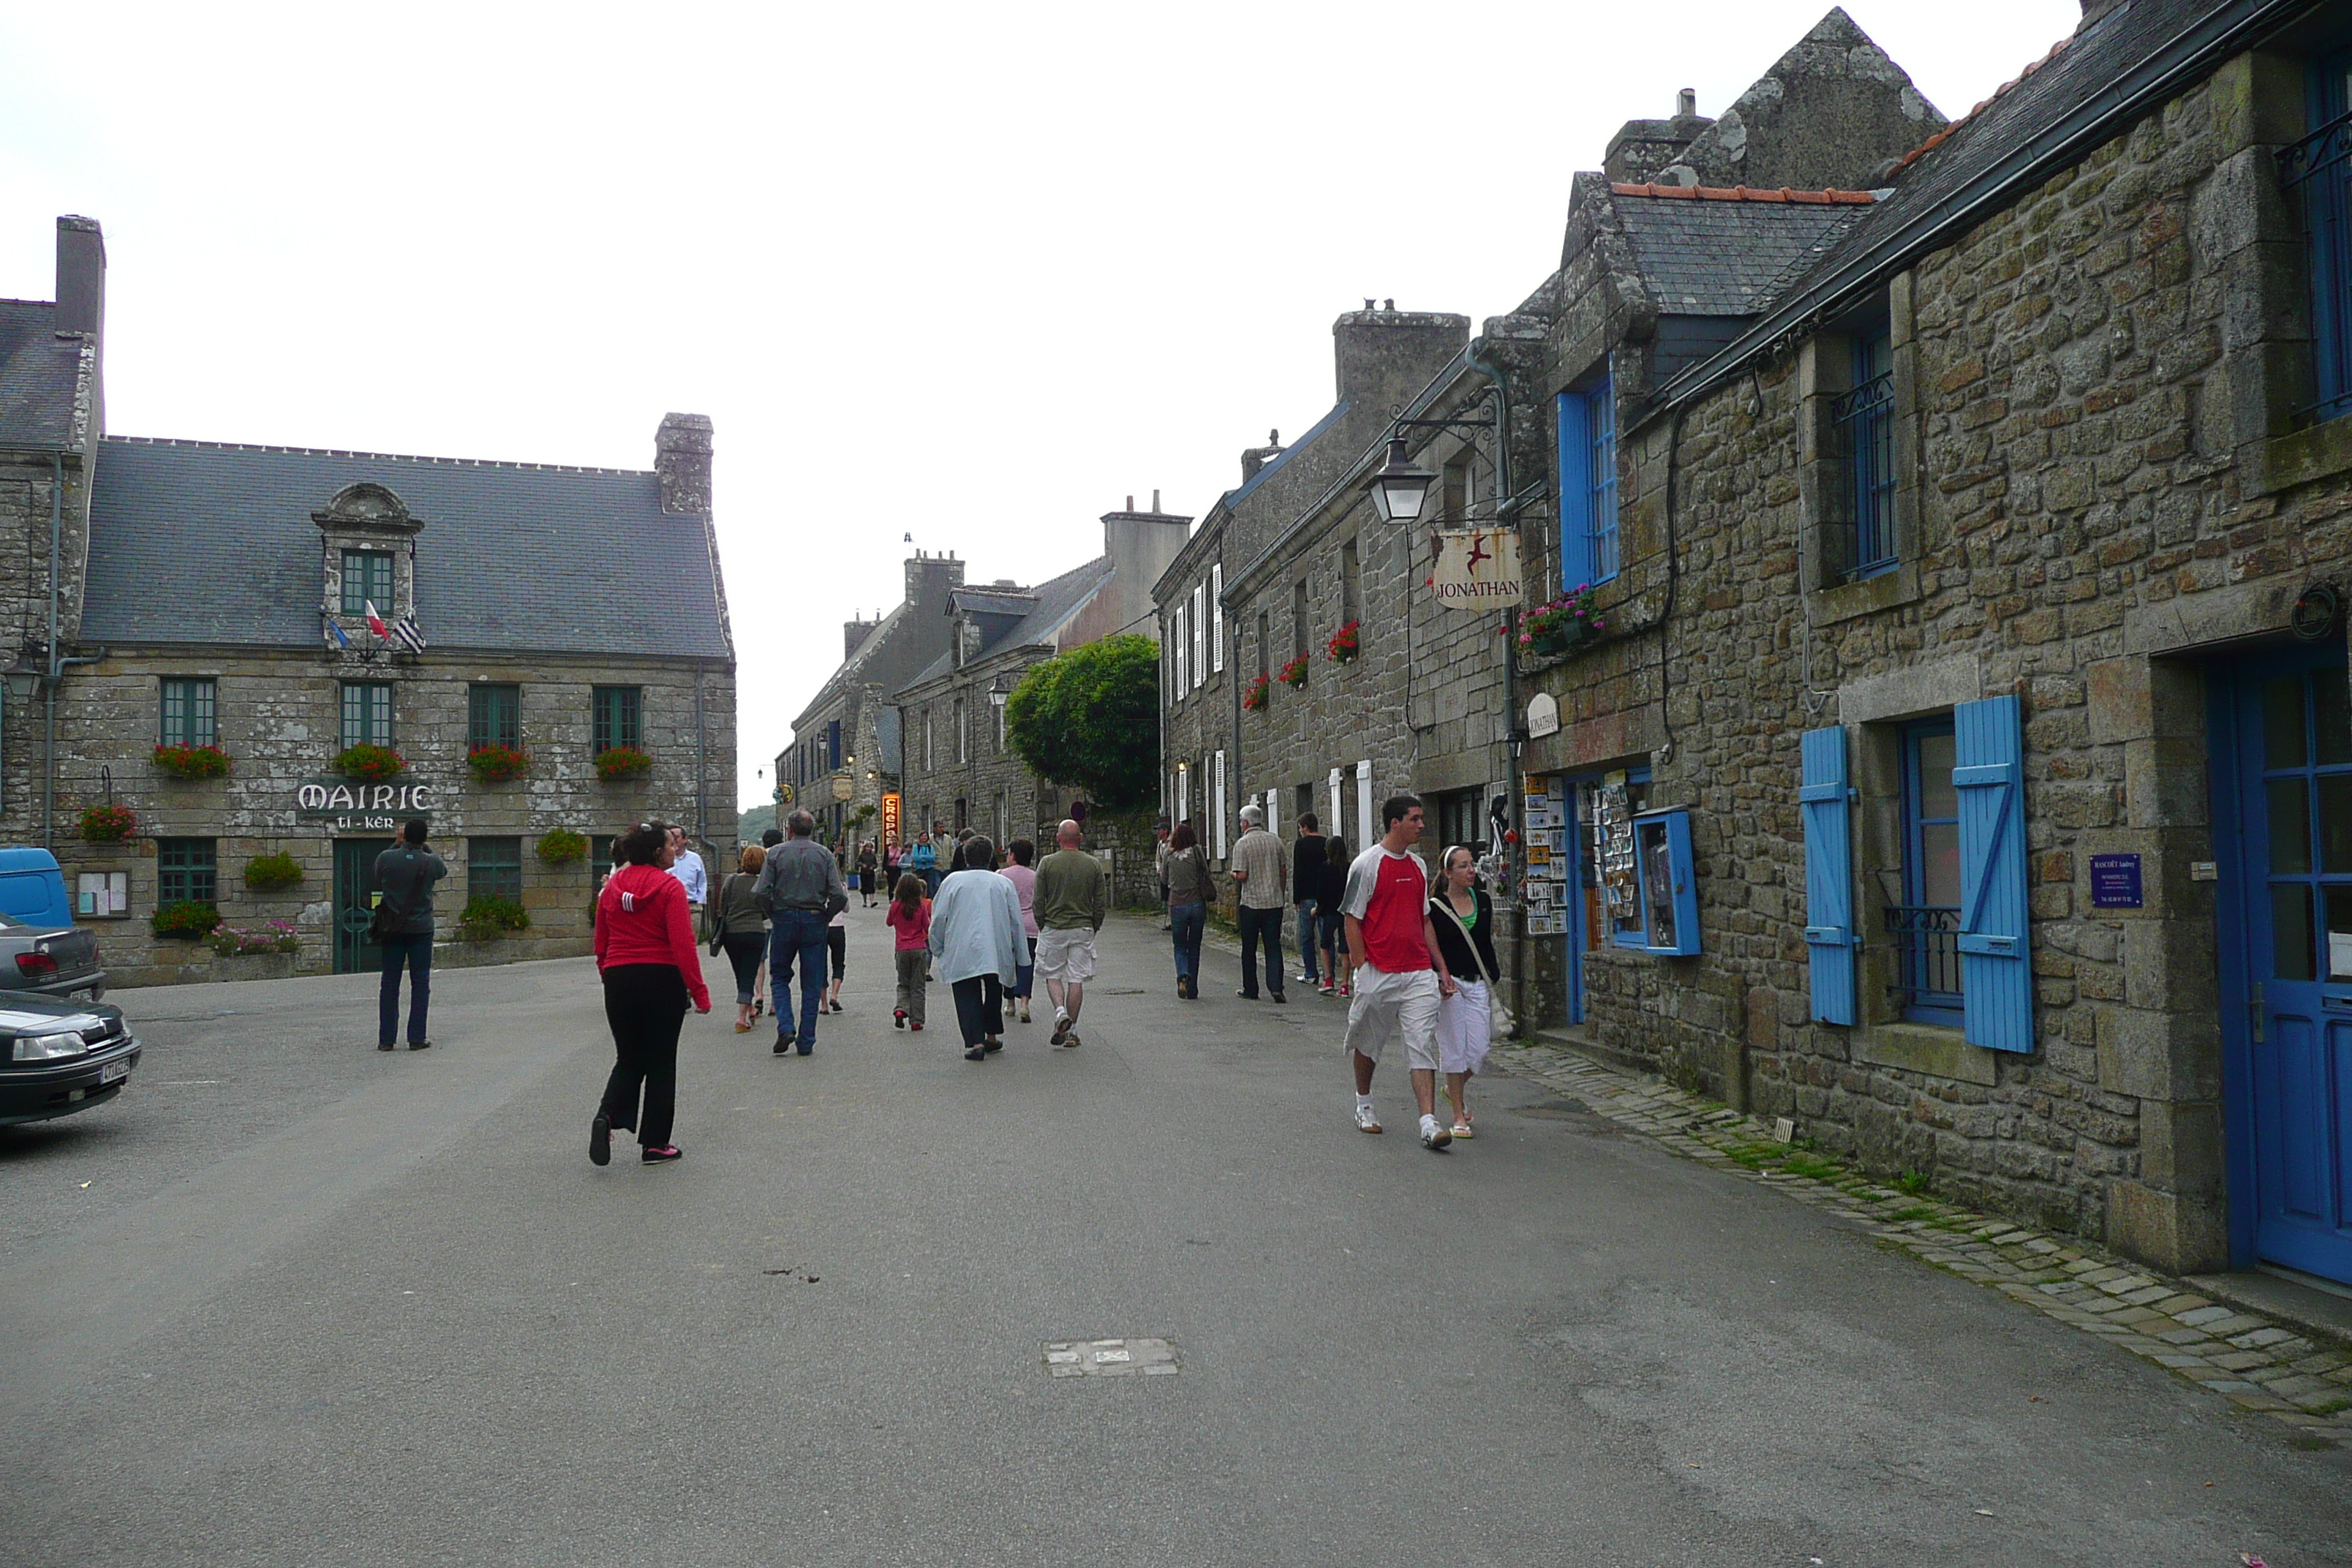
372,819,447,1052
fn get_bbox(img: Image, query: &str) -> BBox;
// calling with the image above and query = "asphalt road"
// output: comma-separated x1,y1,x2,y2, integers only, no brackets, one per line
4,902,2347,1567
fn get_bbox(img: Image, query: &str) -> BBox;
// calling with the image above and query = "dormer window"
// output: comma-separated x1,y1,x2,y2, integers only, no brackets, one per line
341,550,394,616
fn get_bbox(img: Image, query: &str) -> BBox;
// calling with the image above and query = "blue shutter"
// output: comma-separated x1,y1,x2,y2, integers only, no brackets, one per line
1556,391,1592,587
1633,810,1702,957
1801,725,1858,1025
1954,695,2032,1052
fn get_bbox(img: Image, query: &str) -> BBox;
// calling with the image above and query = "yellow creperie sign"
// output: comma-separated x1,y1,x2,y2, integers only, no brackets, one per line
881,793,902,846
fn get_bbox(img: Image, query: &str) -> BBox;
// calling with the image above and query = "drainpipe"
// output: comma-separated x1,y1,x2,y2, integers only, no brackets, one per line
695,661,709,848
45,456,59,851
1465,348,1523,1039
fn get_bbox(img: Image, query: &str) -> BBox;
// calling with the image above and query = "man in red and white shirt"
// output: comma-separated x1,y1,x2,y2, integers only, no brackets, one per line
1341,791,1457,1149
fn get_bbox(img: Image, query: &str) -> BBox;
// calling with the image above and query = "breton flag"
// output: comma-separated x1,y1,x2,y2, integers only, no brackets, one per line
392,616,427,655
363,600,389,640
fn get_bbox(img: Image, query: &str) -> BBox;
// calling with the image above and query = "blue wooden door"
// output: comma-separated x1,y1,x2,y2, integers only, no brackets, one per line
2239,650,2352,1284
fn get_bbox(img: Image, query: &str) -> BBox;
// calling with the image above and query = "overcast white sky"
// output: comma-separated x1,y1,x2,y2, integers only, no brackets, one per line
0,0,2082,810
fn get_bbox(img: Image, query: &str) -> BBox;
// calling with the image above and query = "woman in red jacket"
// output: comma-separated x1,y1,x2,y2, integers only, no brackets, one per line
591,820,712,1166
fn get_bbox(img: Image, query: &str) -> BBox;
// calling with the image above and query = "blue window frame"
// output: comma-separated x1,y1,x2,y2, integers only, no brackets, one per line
1894,718,1964,1025
828,718,843,771
1627,809,1701,956
1835,330,1896,578
2288,48,2352,425
1554,374,1619,587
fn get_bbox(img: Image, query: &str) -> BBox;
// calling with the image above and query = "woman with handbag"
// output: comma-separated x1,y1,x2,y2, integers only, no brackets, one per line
715,844,770,1033
592,821,712,1166
1428,844,1507,1140
1164,821,1212,999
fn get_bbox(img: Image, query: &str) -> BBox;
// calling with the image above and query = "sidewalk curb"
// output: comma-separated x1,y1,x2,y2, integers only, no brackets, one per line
1483,1037,2352,1445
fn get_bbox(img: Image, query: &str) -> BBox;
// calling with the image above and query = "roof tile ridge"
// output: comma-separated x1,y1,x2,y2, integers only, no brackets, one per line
1611,181,1876,204
1893,32,2074,175
0,296,56,309
99,433,654,478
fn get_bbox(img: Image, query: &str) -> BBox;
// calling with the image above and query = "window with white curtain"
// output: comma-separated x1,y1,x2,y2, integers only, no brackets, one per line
1210,564,1224,674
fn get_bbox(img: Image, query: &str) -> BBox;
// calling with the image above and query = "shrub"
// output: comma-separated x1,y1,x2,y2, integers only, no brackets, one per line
467,743,529,784
1276,654,1309,689
1324,619,1360,663
536,827,589,863
153,744,230,780
458,893,530,940
80,802,137,843
1001,633,1159,810
594,745,652,781
1242,673,1270,712
209,920,300,956
333,742,405,782
151,900,222,939
243,851,305,893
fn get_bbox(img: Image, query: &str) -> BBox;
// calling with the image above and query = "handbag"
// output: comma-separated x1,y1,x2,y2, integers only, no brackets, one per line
1432,891,1515,1039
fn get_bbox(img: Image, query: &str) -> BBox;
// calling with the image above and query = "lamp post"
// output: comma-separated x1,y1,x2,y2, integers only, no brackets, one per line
1368,437,1436,526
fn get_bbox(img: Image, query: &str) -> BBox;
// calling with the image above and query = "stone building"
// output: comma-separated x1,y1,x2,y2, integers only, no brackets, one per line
1490,0,2352,1286
894,499,1188,867
1156,307,1468,884
777,550,964,846
0,214,735,985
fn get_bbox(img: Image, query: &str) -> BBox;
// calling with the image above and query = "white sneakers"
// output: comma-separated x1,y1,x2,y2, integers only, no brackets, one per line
1353,1102,1382,1134
1419,1114,1452,1150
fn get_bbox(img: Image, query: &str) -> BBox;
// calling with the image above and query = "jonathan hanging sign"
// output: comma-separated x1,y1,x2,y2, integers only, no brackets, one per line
1427,529,1523,608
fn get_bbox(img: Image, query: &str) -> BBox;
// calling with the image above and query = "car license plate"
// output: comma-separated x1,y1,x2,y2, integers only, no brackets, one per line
99,1057,130,1085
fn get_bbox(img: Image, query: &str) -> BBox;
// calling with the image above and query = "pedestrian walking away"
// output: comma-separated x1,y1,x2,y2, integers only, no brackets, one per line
1428,844,1501,1140
591,820,712,1166
1315,834,1350,996
887,873,932,1031
927,835,1025,1060
1164,821,1212,999
752,826,785,1019
1292,812,1326,988
998,838,1040,1023
372,818,447,1051
752,809,848,1055
1033,818,1107,1047
856,841,879,908
714,844,770,1033
1341,794,1457,1149
1153,816,1172,931
1229,803,1289,1003
823,900,848,1014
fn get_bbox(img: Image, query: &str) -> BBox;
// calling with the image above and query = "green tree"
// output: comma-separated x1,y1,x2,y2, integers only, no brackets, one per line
1003,633,1161,809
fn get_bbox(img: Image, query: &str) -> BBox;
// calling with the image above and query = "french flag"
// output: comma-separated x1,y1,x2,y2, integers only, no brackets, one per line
363,600,389,640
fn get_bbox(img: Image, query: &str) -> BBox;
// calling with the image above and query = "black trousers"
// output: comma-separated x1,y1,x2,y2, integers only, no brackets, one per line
720,932,767,1005
600,963,687,1147
951,973,1003,1047
1238,905,1286,998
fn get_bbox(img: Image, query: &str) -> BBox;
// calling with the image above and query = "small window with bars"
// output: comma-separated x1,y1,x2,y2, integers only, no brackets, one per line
159,677,217,748
157,838,218,905
468,684,520,751
592,686,641,753
2283,50,2352,426
340,550,395,616
340,682,393,748
468,837,523,902
1835,330,1898,580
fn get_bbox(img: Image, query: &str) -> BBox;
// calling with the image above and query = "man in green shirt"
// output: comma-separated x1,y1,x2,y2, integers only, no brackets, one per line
1031,818,1107,1047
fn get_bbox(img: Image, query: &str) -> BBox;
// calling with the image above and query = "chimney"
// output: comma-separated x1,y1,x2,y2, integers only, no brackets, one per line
56,215,104,434
1101,499,1194,639
1333,307,1471,409
844,617,879,660
1603,93,1714,184
655,412,713,516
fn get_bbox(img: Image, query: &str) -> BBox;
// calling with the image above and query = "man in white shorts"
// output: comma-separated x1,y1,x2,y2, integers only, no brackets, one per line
1031,818,1107,1047
1341,791,1458,1149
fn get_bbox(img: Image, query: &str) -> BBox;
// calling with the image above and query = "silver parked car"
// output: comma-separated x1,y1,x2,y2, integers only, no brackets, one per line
0,910,105,1000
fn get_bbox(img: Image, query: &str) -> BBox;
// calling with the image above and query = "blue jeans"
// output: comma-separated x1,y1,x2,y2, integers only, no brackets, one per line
768,911,829,1052
1296,899,1319,982
1170,902,1205,981
379,932,432,1046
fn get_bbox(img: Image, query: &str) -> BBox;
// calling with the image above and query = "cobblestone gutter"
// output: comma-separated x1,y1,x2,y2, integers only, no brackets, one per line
1486,1039,2352,1444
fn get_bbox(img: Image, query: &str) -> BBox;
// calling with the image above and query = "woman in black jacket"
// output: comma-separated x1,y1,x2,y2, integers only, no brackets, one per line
1315,836,1349,997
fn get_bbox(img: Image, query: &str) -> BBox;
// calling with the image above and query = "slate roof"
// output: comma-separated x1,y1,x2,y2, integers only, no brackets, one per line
900,554,1116,694
0,301,88,450
1610,186,1880,317
1224,401,1347,511
81,437,731,659
1651,0,2298,411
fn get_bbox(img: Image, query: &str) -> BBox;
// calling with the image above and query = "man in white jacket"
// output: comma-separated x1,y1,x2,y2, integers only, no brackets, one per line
927,834,1027,1062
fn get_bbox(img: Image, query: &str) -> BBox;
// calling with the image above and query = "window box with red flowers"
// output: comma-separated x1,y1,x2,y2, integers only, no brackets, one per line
467,743,530,785
1243,673,1270,712
80,802,137,843
1276,654,1309,690
1514,586,1607,658
595,745,653,783
333,742,406,783
152,744,230,780
1324,620,1360,665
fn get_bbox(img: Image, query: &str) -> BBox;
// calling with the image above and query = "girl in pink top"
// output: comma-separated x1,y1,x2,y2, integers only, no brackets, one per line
998,837,1040,1024
887,873,932,1031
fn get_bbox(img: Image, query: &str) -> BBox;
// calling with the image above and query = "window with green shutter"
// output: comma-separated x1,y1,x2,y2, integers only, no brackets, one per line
341,551,395,616
469,684,520,750
159,678,218,747
341,682,394,748
468,837,523,902
592,686,641,752
157,838,218,904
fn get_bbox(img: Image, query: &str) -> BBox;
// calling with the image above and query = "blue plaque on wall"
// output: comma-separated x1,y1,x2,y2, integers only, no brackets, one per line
2089,853,2143,909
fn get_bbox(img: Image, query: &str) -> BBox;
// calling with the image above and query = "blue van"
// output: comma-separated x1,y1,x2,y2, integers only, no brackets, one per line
0,848,104,998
